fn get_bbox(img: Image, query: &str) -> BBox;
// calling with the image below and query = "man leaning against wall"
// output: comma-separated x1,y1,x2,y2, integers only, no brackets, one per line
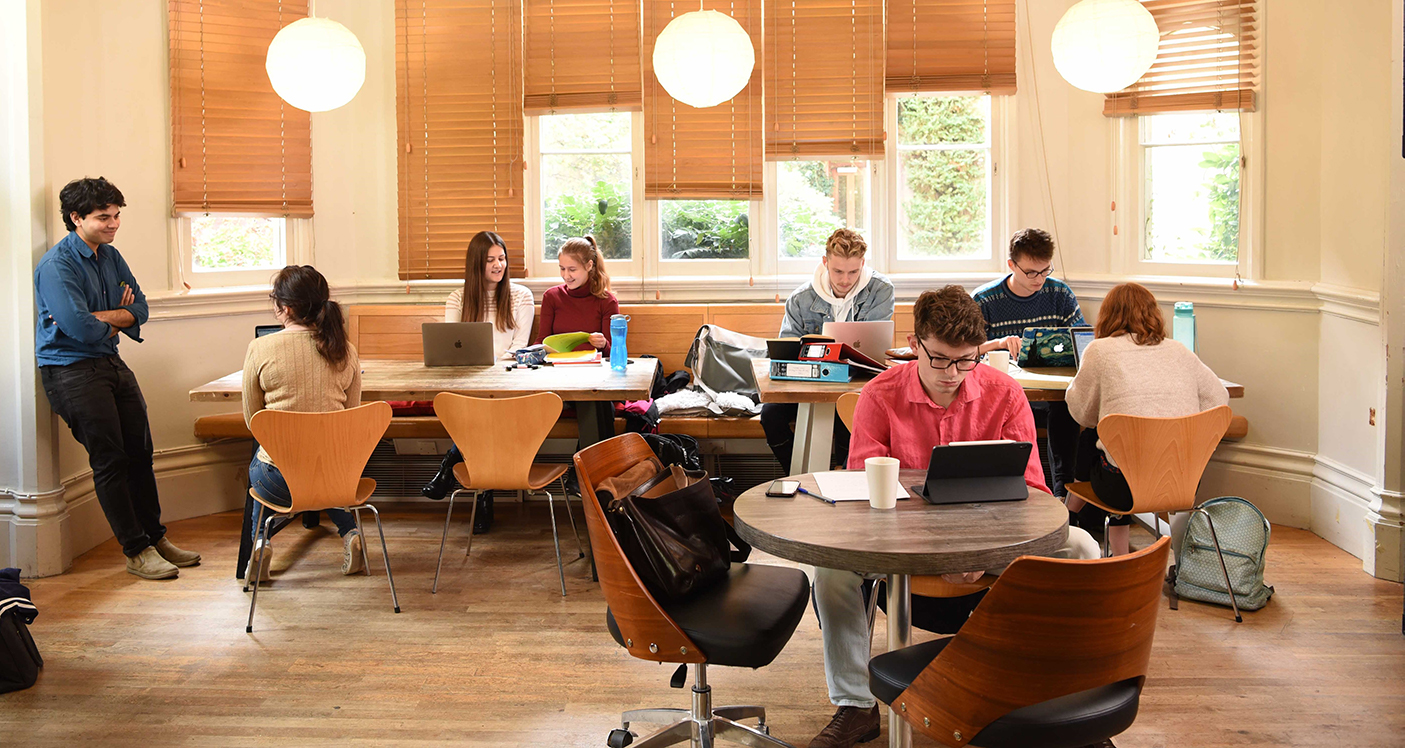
32,177,201,580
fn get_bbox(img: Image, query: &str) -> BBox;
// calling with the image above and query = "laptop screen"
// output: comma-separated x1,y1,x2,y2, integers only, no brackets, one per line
1073,328,1096,366
254,324,283,338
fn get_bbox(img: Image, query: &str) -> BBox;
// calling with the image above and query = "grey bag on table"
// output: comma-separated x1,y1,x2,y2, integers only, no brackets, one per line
684,324,768,402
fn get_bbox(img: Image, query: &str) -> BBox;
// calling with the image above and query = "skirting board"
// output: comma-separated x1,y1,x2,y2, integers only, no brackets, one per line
0,442,250,574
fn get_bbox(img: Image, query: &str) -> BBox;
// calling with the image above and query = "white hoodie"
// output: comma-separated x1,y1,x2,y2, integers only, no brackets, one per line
811,262,873,324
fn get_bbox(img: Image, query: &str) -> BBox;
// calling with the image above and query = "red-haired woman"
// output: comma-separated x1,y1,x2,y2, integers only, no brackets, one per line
1065,282,1229,556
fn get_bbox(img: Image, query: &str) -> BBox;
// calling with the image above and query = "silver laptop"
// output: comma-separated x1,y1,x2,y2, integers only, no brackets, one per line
822,320,895,358
422,322,495,367
1072,326,1096,369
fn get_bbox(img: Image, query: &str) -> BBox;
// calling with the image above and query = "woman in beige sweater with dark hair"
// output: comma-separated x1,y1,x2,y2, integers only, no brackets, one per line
1065,282,1228,557
242,265,364,581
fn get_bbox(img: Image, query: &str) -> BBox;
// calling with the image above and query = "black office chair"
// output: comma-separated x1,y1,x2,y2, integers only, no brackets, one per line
868,537,1172,748
575,434,809,748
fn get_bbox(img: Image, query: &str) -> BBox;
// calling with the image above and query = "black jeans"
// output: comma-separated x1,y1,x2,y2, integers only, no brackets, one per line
1029,400,1079,498
41,356,165,557
760,402,851,475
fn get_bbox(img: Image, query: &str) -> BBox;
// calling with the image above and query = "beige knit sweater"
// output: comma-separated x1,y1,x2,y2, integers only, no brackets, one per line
1065,334,1228,465
242,329,362,464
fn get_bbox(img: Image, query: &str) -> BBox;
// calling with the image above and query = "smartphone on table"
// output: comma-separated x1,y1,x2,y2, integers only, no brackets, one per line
766,479,800,498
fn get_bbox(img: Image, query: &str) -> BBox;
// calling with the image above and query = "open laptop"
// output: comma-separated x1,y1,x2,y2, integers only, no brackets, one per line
1017,327,1076,368
422,322,495,366
1071,326,1095,369
254,324,282,338
822,320,895,360
910,441,1033,505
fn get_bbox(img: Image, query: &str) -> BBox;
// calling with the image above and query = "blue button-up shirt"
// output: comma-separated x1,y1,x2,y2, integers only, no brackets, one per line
34,232,148,366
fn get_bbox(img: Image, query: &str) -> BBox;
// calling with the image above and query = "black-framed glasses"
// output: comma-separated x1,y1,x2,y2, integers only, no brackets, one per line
915,339,983,372
1013,261,1053,281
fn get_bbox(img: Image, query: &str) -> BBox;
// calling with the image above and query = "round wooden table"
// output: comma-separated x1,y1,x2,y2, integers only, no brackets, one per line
732,469,1068,748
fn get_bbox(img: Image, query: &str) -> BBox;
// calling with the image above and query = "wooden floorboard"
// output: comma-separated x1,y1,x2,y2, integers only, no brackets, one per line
1,505,1402,747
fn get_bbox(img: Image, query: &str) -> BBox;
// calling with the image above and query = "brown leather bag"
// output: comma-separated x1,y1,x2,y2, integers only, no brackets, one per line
596,458,731,601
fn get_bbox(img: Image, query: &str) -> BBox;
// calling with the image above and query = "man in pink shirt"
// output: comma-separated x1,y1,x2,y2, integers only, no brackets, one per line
806,286,1098,748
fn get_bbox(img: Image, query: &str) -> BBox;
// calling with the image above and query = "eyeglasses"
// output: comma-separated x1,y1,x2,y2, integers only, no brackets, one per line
916,340,982,372
1013,261,1053,281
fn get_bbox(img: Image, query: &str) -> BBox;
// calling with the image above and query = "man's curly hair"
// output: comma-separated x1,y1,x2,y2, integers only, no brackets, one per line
825,228,868,259
913,285,986,348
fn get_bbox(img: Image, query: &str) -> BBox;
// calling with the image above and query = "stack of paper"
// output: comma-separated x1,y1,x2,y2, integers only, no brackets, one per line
547,349,601,364
812,471,911,502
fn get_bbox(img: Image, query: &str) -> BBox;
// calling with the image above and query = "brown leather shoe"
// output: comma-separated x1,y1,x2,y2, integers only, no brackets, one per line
808,705,880,748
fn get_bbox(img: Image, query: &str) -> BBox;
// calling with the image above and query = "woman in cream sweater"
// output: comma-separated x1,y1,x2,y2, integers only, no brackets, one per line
1065,282,1229,556
421,231,535,535
242,265,365,580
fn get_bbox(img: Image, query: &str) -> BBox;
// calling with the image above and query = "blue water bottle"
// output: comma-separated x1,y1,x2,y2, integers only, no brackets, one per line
610,314,629,372
1173,302,1196,353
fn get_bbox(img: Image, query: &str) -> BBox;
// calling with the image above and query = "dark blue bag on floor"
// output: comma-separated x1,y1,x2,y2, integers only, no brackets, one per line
0,568,41,694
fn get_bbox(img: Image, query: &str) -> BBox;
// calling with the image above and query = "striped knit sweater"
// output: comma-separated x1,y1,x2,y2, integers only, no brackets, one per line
242,329,362,464
971,275,1086,340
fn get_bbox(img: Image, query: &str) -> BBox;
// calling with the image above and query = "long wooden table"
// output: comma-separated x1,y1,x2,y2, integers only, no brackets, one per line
734,470,1068,748
753,358,1245,473
191,358,658,577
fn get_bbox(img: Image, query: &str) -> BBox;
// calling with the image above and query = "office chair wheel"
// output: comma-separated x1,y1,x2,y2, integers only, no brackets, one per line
607,728,635,747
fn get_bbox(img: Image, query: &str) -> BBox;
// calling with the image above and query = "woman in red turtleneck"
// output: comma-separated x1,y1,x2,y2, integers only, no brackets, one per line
536,236,620,351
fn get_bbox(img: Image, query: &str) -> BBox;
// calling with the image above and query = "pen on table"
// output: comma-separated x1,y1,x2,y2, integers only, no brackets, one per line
797,486,835,505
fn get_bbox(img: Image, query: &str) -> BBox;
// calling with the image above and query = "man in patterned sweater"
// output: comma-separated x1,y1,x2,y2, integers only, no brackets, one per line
971,228,1086,500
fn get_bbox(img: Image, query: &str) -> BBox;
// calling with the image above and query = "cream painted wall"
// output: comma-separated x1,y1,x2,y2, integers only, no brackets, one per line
1317,0,1392,290
1261,0,1323,282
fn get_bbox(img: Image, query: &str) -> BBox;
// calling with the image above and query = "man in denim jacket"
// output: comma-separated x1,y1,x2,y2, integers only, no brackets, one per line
764,229,895,473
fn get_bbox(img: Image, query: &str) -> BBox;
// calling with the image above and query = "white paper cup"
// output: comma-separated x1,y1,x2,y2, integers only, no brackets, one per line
865,456,900,510
986,350,1010,373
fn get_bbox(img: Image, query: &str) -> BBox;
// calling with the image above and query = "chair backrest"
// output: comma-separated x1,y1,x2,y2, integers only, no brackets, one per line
248,401,392,513
836,391,860,430
896,537,1172,748
1099,405,1233,514
573,434,704,665
433,392,563,491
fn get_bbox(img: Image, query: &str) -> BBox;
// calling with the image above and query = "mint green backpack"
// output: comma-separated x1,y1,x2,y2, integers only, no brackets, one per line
1173,496,1274,619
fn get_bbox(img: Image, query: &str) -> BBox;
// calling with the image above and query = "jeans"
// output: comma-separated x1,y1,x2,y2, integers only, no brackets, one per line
41,356,165,558
760,403,851,475
812,526,1101,707
1030,400,1079,497
248,456,357,542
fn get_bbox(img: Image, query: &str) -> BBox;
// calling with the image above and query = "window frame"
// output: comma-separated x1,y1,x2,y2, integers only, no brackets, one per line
172,213,304,289
1113,109,1261,280
525,109,646,280
883,91,1008,275
764,157,883,279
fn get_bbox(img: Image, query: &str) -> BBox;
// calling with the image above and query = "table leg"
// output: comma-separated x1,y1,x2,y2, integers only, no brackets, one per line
886,573,911,748
807,403,836,472
791,403,814,474
576,401,616,447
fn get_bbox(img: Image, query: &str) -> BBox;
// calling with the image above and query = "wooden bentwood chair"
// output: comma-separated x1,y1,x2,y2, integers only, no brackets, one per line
244,402,400,633
868,537,1173,748
431,392,585,596
575,433,810,748
1062,405,1246,621
835,393,997,638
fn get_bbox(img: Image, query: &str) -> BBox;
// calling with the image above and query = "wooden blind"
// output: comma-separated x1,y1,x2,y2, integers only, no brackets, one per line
169,0,313,217
765,0,884,159
1104,0,1258,116
396,0,525,280
524,0,642,114
643,0,764,200
885,0,1017,95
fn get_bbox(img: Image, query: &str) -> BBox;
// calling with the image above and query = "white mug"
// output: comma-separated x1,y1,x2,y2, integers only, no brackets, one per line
986,350,1010,374
865,456,900,510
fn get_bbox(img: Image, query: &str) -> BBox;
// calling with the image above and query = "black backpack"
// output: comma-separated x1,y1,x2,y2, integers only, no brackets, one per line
0,611,41,694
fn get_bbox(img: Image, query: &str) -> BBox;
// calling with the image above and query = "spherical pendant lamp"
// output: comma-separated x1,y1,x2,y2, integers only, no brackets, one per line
652,9,755,109
266,17,366,113
1051,0,1160,94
